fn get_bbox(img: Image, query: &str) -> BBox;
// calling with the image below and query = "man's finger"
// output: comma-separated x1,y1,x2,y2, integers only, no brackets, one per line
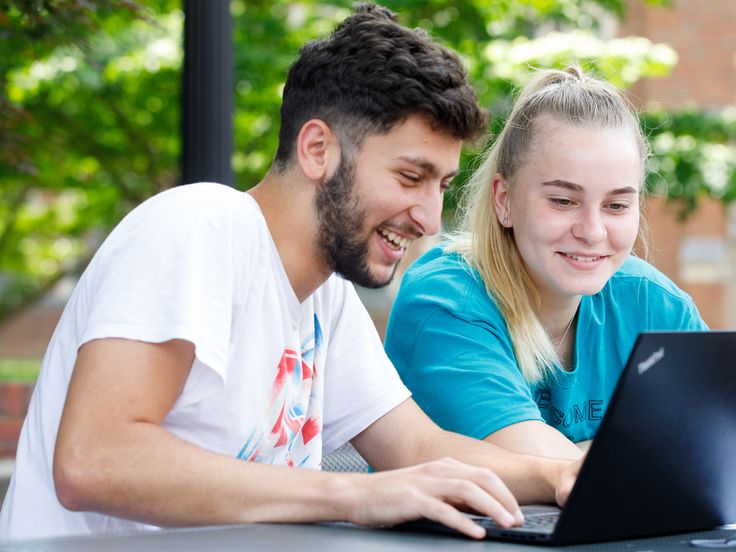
470,467,524,524
418,498,486,540
433,477,519,528
419,460,522,524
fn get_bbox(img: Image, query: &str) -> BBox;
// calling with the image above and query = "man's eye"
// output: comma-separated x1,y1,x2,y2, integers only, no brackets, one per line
400,172,420,182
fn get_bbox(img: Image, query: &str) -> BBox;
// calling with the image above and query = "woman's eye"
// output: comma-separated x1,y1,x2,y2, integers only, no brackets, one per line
550,197,574,207
607,202,629,212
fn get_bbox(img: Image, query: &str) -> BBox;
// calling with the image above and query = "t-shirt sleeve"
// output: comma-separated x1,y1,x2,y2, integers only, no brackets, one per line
75,186,254,406
614,257,711,333
385,261,543,441
652,286,709,331
321,281,411,454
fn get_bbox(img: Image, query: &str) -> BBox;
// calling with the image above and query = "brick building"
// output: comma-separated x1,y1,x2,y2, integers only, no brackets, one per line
619,0,736,328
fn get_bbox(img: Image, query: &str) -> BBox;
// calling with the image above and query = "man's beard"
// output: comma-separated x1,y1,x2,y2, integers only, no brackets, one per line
315,157,399,289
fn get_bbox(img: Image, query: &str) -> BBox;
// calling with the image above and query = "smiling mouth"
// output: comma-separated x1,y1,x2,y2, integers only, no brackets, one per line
378,227,412,251
562,253,605,262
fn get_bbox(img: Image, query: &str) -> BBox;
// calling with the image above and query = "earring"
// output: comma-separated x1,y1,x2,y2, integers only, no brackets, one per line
502,214,509,227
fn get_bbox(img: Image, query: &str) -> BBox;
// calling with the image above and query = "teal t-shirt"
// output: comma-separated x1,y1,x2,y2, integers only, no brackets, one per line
384,245,708,443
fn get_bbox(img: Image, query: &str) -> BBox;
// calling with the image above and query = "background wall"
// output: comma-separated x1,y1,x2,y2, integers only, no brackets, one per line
620,0,736,329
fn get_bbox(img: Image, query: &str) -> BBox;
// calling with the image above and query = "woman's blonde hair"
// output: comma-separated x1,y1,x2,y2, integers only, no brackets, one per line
447,66,649,384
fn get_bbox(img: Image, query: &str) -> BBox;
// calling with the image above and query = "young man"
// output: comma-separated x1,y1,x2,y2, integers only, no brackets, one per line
0,4,578,541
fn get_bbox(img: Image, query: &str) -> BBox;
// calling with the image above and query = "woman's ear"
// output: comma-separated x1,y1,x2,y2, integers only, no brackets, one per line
492,174,512,227
295,119,340,182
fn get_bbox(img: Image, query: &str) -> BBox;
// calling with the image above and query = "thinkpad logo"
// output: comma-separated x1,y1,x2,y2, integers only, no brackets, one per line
637,347,664,375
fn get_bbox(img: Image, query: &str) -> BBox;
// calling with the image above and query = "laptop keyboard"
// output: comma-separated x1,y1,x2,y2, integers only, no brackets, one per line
472,511,560,530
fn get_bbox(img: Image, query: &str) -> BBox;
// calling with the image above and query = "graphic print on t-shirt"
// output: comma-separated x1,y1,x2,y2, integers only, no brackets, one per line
237,315,323,467
534,389,605,441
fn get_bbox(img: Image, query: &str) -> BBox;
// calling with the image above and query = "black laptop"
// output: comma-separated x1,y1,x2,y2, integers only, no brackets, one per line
401,331,736,545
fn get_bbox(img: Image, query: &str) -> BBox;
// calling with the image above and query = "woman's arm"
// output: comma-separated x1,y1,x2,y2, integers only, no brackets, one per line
483,420,583,460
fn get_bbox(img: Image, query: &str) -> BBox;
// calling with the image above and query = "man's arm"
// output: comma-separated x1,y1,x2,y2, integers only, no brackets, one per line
53,338,522,539
351,399,581,506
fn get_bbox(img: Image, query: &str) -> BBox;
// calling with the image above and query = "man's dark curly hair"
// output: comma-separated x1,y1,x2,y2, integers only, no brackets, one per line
273,3,488,170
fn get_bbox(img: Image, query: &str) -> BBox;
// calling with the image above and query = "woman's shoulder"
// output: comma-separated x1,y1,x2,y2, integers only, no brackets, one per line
606,256,694,303
398,242,499,316
404,242,471,278
404,243,481,290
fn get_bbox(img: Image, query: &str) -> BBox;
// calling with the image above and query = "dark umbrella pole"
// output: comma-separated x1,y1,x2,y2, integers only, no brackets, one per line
181,0,234,187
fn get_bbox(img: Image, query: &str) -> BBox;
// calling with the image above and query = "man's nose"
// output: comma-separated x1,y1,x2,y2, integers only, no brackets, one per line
409,187,444,237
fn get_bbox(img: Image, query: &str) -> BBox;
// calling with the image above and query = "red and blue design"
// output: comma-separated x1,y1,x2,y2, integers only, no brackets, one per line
237,315,323,467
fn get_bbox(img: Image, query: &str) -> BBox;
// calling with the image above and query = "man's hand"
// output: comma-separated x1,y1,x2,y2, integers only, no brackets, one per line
343,457,523,540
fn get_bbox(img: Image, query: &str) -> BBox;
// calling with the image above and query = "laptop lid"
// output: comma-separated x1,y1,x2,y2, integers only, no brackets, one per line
552,330,736,544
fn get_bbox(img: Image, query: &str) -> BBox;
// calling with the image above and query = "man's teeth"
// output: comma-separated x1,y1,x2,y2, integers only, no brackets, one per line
566,254,600,262
379,228,410,249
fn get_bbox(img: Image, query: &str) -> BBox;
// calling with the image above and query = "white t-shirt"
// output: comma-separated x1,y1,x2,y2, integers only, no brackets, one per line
0,183,410,540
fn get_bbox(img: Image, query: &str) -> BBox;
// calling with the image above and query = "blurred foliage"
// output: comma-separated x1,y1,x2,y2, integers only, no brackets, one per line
0,0,180,318
0,357,41,383
1,0,140,175
643,108,736,218
0,0,731,321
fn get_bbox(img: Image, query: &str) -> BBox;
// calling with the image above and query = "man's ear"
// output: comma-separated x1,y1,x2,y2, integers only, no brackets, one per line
296,119,341,182
492,174,512,227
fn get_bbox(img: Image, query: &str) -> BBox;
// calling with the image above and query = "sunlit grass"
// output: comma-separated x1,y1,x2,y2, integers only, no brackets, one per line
0,359,41,383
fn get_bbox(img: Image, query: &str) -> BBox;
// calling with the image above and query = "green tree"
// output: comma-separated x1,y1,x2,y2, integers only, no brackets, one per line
1,0,178,317
643,108,736,217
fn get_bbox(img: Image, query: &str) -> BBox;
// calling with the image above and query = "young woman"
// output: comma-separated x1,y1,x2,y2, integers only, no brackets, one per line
384,67,707,461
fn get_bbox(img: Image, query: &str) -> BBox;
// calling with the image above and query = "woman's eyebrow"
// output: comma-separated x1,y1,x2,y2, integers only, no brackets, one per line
608,186,639,195
540,179,583,191
540,180,638,195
